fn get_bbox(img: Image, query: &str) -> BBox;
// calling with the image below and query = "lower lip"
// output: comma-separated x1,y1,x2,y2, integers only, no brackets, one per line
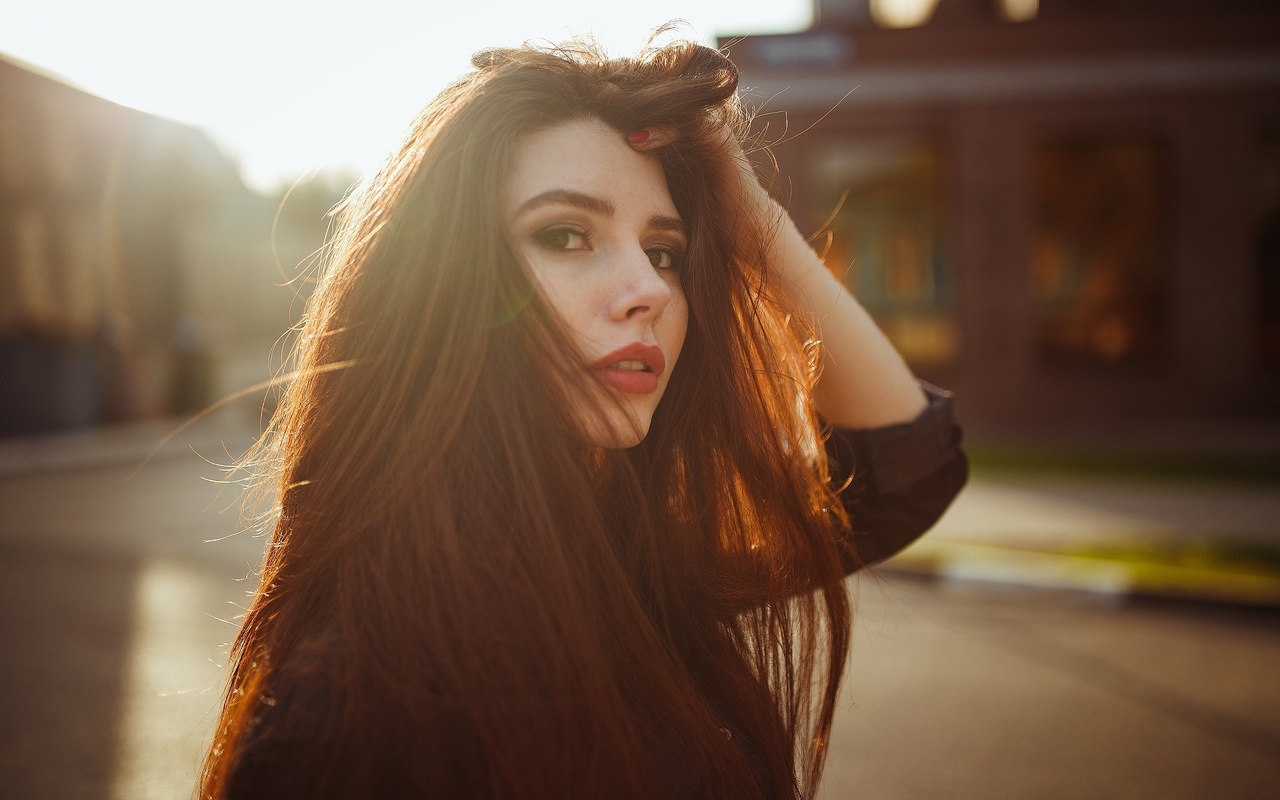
593,367,659,394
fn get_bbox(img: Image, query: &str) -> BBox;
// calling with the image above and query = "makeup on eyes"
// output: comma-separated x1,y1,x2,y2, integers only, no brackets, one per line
533,225,590,251
529,222,685,274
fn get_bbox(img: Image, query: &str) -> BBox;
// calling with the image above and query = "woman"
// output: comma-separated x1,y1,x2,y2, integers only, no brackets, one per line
200,39,966,799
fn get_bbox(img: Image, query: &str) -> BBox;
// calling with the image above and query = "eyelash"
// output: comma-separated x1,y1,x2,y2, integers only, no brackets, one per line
646,245,683,271
533,225,590,251
531,225,685,271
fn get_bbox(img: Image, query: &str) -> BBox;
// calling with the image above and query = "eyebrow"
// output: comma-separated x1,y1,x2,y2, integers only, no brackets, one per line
649,214,687,235
514,188,687,236
515,189,613,218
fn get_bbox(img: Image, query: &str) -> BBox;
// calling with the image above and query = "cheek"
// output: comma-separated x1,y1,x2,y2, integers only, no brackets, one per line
665,290,690,363
525,259,586,332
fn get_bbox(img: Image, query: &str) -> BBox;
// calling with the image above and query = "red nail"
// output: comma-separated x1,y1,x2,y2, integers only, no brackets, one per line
627,129,650,144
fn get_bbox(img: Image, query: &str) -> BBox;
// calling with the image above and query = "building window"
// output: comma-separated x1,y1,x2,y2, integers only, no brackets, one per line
1031,133,1168,366
1257,122,1280,374
812,136,957,368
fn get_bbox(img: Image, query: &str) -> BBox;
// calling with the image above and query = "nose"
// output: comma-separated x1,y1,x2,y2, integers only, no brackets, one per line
606,244,672,322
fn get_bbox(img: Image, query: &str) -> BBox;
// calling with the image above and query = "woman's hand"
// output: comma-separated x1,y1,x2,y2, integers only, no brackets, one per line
627,123,928,429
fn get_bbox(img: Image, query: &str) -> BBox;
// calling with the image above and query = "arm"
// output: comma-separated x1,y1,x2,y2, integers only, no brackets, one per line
725,138,965,568
730,141,966,569
735,154,928,429
727,179,968,578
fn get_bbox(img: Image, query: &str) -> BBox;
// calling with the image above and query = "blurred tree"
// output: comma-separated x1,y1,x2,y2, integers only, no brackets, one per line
271,170,359,238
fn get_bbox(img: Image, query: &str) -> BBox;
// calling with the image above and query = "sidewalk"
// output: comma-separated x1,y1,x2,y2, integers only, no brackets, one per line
3,417,1278,606
0,412,261,478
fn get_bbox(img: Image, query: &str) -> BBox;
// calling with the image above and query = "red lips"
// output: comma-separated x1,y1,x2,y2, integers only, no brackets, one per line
590,343,666,395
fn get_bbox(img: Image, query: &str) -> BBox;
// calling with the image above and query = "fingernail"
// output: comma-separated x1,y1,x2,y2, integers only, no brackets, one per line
627,129,650,145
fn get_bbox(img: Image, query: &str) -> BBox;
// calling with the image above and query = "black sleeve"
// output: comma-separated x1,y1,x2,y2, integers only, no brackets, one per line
824,382,968,573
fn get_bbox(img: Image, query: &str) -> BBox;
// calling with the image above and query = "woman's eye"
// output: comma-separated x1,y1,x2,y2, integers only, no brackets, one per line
647,247,682,270
534,226,589,251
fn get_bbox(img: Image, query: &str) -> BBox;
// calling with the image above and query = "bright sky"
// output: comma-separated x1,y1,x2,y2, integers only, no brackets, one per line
3,0,811,191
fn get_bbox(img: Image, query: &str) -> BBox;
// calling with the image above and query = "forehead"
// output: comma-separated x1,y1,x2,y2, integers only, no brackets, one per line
504,118,678,219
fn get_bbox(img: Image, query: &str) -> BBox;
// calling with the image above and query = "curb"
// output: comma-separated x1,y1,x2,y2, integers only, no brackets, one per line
881,539,1280,608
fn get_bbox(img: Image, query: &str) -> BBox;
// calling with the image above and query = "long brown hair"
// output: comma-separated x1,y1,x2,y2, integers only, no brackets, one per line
201,39,852,800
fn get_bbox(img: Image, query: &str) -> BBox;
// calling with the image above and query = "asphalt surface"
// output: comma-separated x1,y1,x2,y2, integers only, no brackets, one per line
1,420,1278,798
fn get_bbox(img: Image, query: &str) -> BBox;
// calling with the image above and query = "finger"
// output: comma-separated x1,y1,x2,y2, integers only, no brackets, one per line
625,125,678,152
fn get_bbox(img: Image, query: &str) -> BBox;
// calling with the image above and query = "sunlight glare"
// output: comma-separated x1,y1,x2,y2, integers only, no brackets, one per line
1,0,811,191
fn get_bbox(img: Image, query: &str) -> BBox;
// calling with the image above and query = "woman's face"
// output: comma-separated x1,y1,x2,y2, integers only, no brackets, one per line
504,118,689,448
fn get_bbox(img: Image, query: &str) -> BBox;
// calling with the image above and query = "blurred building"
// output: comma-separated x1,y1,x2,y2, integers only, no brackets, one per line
721,0,1280,436
0,56,324,436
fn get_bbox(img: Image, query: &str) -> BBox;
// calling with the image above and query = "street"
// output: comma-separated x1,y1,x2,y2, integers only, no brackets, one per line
1,446,1278,799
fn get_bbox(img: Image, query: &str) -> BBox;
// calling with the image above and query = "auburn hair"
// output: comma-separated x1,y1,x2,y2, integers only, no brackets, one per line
200,38,853,800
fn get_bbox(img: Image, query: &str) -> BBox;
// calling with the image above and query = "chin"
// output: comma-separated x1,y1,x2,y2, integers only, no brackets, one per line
583,406,653,449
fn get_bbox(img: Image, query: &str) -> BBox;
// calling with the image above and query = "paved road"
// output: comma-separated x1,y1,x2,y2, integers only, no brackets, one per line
1,451,1278,799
